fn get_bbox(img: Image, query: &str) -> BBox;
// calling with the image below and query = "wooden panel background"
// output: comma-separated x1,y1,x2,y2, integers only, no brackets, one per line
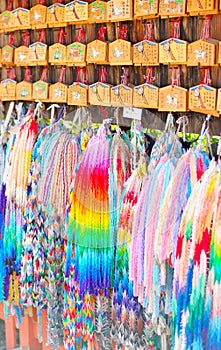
0,0,221,134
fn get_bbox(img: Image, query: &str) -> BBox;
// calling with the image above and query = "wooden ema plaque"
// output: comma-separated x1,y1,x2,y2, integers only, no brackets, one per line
159,39,187,64
66,42,86,66
134,0,158,18
109,39,132,65
188,40,217,66
89,82,111,105
0,79,16,101
159,85,187,111
12,8,30,30
159,0,186,16
47,4,66,28
87,40,108,64
133,40,159,66
65,1,88,24
216,88,221,114
0,50,2,67
49,44,67,65
187,0,217,14
32,80,49,101
30,5,47,29
133,83,158,108
111,84,133,106
29,43,48,66
217,41,221,64
189,84,217,114
14,46,29,66
89,1,108,23
2,45,14,66
49,82,67,103
1,11,14,32
107,0,133,21
68,83,88,106
16,81,32,101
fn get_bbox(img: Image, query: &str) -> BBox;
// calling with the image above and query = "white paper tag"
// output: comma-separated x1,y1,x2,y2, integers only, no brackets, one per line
123,107,142,121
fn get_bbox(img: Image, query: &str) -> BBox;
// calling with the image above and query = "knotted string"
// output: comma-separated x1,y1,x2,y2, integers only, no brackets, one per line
200,15,212,40
76,67,87,83
201,67,211,85
58,67,66,84
143,21,154,41
172,18,181,39
22,32,30,47
7,67,16,80
9,33,15,46
144,66,155,84
7,0,13,11
24,67,32,83
98,66,108,83
58,28,66,45
118,24,129,40
97,26,107,41
121,67,129,85
172,66,181,87
74,27,86,43
40,67,49,82
38,29,46,44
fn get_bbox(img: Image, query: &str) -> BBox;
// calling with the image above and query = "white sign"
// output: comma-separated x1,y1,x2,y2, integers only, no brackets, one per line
123,107,142,121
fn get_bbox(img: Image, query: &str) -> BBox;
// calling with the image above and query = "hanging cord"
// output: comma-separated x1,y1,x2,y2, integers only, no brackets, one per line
201,67,212,85
200,15,212,40
34,100,43,120
22,32,30,47
143,21,154,41
18,0,29,8
172,18,181,39
165,112,174,132
97,26,107,41
144,66,155,85
121,67,129,85
47,104,60,125
74,27,86,43
9,33,15,47
176,115,189,141
1,101,14,137
38,29,46,44
7,67,16,80
24,67,33,83
197,114,213,158
98,66,108,84
72,106,92,132
57,104,66,122
172,66,181,87
76,67,87,84
58,28,67,45
40,67,49,82
118,24,129,40
7,0,13,11
58,67,66,83
15,102,24,123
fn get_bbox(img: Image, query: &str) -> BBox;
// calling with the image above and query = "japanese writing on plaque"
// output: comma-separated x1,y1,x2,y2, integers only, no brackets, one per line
133,83,159,108
111,85,133,106
133,40,159,65
89,82,111,105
